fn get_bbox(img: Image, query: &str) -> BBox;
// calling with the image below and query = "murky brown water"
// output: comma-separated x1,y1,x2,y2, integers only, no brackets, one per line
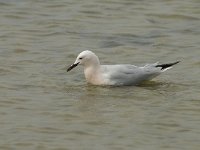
0,0,200,149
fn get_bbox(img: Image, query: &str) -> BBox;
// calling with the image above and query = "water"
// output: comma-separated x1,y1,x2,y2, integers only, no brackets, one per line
0,0,200,149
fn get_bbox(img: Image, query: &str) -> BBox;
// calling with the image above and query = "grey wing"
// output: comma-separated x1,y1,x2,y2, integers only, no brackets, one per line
104,64,161,85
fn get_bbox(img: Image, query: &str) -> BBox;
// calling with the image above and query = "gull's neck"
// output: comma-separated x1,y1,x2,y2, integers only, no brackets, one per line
83,57,104,85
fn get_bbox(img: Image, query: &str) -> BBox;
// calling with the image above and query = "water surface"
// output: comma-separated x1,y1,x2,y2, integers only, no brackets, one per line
0,0,200,150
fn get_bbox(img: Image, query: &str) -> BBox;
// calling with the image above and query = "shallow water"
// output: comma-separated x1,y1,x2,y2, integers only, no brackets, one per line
0,0,200,150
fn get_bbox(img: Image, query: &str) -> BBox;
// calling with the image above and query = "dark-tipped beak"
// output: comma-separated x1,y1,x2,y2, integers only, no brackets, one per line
67,62,80,72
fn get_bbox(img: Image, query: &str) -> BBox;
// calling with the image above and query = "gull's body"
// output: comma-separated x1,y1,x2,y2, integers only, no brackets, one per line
67,50,179,86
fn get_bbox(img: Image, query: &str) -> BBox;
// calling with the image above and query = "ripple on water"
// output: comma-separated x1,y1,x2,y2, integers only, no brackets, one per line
0,0,200,150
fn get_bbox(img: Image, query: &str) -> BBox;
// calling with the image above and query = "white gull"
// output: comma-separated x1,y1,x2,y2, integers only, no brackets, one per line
67,50,179,86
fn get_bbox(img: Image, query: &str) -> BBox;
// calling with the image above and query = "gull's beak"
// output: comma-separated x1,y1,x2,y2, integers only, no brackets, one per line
67,62,80,72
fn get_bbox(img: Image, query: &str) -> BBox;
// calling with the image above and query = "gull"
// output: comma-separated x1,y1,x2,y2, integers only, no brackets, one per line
67,50,179,86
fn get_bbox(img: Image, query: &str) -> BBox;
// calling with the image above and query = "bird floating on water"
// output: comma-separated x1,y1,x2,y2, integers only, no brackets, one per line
67,50,180,86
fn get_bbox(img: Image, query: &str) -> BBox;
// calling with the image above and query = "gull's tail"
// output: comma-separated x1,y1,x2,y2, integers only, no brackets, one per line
156,61,180,71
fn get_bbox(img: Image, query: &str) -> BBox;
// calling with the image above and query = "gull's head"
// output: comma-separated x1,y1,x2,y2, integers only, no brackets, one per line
67,50,100,72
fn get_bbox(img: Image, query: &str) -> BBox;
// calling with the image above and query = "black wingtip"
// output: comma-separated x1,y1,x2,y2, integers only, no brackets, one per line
156,61,180,70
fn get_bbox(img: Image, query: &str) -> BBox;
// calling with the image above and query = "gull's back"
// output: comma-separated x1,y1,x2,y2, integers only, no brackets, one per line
100,63,161,85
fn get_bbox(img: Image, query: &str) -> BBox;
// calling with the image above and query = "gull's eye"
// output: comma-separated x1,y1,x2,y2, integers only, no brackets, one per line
79,57,83,60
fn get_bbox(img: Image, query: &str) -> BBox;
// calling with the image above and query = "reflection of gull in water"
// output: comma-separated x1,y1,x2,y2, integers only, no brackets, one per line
67,50,180,86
